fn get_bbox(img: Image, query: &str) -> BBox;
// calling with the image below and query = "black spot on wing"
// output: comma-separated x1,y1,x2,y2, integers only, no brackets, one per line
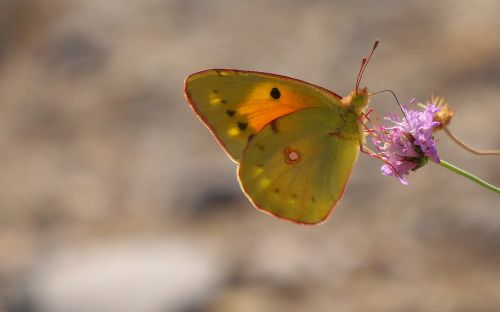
270,87,281,99
226,110,235,117
270,120,279,133
237,122,248,130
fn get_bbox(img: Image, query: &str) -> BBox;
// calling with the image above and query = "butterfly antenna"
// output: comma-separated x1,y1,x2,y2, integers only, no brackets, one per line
355,40,379,93
370,89,409,123
355,58,367,94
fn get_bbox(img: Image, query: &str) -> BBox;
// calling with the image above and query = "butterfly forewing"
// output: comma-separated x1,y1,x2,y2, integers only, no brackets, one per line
184,69,342,162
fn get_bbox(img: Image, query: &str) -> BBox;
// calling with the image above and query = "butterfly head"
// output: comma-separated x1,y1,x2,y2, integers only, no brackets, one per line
342,87,370,116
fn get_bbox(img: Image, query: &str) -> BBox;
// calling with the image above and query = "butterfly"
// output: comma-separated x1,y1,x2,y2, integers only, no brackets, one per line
184,41,379,225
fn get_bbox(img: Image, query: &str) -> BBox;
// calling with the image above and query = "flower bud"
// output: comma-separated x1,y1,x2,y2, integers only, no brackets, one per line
420,96,454,131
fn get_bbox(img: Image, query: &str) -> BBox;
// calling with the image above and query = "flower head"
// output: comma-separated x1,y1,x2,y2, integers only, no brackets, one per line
362,99,442,185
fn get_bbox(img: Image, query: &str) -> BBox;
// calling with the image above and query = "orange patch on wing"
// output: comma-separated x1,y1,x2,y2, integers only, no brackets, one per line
238,85,315,132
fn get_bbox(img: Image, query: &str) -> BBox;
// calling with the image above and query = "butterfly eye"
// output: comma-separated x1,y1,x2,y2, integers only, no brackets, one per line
270,87,281,99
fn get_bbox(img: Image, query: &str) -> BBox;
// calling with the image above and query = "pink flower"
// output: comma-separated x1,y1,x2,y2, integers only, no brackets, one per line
363,99,442,185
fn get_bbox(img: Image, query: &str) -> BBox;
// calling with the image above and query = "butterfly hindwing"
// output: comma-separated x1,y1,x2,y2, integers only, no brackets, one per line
238,107,361,224
184,69,342,162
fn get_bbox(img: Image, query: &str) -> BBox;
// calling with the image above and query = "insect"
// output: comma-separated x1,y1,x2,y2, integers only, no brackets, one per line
184,41,380,224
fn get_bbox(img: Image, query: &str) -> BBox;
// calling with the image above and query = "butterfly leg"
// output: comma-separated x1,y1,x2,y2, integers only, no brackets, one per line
359,141,400,178
359,109,400,177
360,108,388,142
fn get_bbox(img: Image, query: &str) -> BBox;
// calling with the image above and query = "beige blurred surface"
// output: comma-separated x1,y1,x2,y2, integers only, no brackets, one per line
0,0,499,311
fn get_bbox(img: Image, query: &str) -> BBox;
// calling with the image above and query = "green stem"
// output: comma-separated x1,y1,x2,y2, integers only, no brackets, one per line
439,159,500,194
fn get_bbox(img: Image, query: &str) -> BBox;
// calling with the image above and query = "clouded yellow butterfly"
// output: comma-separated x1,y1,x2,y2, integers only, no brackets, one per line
184,41,379,224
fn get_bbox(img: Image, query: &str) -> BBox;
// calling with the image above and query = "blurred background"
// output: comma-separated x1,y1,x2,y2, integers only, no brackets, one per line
0,0,499,311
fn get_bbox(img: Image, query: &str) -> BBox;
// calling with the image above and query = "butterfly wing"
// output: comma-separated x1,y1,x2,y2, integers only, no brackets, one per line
238,107,361,224
184,69,342,162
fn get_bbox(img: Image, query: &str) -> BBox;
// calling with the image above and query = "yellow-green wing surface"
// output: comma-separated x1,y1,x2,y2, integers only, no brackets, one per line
238,107,361,224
